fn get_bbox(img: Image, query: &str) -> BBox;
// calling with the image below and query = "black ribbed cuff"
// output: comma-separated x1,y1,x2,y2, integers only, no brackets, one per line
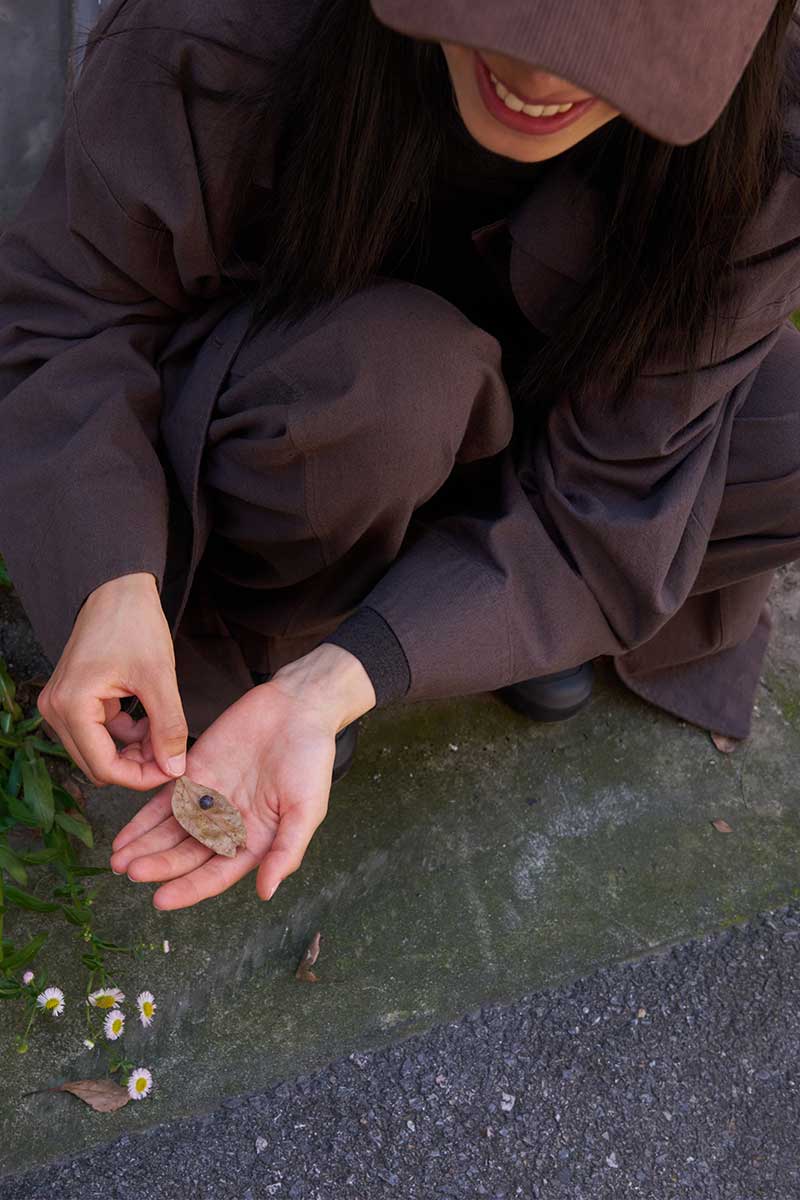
324,607,411,708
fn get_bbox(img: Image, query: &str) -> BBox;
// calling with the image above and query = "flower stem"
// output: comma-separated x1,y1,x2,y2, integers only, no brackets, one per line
18,1000,37,1051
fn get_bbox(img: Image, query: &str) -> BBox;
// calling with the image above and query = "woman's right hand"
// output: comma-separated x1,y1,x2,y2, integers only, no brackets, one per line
37,572,188,790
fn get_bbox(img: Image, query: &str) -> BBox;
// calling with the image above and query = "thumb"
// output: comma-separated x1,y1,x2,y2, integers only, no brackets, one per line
136,664,189,778
255,803,325,901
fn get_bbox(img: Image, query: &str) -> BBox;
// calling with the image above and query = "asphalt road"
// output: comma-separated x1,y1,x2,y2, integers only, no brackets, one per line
3,906,799,1200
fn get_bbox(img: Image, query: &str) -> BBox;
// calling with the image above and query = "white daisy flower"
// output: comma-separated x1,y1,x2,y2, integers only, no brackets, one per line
83,1038,95,1050
36,987,65,1016
87,987,125,1009
136,990,157,1027
162,940,170,954
22,970,34,985
127,1067,153,1100
103,1009,125,1040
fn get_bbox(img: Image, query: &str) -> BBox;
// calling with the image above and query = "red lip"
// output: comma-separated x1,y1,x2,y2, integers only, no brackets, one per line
474,53,597,136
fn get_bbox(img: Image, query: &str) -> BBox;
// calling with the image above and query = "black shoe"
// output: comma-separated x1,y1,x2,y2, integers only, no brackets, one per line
251,669,359,783
496,661,594,722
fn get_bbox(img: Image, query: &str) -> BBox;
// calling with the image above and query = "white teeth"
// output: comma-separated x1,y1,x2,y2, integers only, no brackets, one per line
489,71,575,117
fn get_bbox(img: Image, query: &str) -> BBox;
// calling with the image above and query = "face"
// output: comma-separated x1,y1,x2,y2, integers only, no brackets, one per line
441,42,619,162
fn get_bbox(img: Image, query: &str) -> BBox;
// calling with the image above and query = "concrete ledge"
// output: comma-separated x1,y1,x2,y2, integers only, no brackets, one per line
1,566,799,1176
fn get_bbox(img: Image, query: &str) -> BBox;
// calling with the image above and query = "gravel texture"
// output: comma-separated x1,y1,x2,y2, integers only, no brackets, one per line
3,906,798,1200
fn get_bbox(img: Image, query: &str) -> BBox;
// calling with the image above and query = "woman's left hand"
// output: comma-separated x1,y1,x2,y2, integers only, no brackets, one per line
108,645,376,909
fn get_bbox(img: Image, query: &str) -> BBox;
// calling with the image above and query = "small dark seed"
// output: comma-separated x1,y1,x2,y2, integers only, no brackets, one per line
198,794,214,810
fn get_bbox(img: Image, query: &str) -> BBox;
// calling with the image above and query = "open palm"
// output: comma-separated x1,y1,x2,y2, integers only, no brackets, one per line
108,681,338,909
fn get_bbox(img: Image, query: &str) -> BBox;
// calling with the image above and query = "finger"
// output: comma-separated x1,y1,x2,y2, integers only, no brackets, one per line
102,698,123,724
49,721,102,788
111,784,175,852
125,835,214,884
152,847,262,911
62,694,172,791
117,730,156,765
119,744,146,763
106,710,150,746
136,666,189,779
109,815,189,873
255,804,326,901
38,688,106,786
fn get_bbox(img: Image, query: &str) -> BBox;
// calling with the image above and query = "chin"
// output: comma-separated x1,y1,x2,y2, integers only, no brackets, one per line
456,105,585,162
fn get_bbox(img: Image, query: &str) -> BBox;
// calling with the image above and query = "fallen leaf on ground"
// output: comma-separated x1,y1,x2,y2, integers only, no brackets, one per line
710,732,740,754
43,1078,130,1112
711,818,733,834
295,931,322,983
171,776,247,857
62,776,88,810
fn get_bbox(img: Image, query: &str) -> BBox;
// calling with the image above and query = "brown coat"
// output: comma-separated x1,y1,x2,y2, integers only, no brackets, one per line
0,0,799,738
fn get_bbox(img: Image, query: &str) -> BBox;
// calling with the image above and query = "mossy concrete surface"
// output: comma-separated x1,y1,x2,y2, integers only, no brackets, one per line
1,567,799,1177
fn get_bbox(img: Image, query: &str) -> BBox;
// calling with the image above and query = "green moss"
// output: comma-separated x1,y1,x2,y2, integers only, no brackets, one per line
767,674,800,728
3,682,800,1177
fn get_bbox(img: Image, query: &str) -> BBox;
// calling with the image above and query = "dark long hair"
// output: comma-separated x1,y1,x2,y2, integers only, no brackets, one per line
253,0,796,422
255,2,799,417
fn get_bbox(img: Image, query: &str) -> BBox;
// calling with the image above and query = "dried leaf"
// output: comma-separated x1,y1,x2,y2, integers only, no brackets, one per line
711,818,733,834
55,1078,130,1112
295,930,322,983
710,731,740,754
62,776,88,810
171,776,247,857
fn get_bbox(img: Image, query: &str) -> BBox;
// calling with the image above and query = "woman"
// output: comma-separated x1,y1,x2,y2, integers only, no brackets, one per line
0,0,798,910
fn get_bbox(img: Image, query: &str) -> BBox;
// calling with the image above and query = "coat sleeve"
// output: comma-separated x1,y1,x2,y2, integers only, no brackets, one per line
0,0,274,665
327,226,800,705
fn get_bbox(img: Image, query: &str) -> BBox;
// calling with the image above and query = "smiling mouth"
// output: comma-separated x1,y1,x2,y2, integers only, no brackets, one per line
487,69,582,116
474,53,597,135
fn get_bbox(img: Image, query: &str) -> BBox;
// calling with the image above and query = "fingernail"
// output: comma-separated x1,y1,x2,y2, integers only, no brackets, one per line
266,883,280,901
111,868,124,876
167,755,186,777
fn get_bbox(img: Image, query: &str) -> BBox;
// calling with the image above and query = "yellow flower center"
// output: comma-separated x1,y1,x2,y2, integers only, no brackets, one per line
96,995,116,1008
45,997,59,1010
143,1002,154,1018
112,1018,123,1034
135,1077,147,1093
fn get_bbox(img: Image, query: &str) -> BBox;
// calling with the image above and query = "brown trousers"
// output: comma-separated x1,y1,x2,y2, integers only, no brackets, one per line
172,285,800,739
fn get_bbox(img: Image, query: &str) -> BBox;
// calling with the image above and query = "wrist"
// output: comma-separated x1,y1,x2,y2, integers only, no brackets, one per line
271,644,377,732
83,571,158,609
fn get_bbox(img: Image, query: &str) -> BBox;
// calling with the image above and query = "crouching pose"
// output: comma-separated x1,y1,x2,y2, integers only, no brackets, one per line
1,0,798,908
